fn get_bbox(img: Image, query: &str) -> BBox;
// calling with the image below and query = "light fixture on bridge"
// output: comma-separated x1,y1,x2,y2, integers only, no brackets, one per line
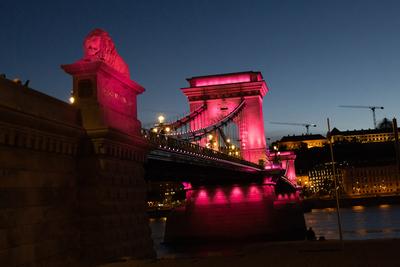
158,115,165,124
69,96,75,104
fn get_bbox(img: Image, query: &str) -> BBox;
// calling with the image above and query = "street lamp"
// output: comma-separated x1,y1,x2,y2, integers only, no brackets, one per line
158,115,165,124
327,118,343,248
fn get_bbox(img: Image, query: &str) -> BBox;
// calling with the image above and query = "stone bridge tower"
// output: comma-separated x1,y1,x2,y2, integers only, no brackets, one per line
181,71,268,163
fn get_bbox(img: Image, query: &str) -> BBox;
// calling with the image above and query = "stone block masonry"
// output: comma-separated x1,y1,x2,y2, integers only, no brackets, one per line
0,68,154,266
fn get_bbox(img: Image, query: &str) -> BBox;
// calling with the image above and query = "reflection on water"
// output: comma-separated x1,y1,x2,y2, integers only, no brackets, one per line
305,204,400,240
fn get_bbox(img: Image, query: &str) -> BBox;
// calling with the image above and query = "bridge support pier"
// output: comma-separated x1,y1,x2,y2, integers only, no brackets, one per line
63,61,155,263
165,183,306,243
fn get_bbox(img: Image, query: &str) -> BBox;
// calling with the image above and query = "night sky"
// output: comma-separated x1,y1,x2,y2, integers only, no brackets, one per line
2,0,400,141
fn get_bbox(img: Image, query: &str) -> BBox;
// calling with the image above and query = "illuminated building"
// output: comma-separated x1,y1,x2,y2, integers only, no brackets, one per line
277,127,397,152
147,182,185,211
277,134,327,150
330,127,394,143
342,164,400,196
296,174,310,187
308,163,345,195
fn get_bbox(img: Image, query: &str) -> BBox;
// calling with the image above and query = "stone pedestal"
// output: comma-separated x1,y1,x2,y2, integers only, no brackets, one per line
62,61,144,137
62,61,155,263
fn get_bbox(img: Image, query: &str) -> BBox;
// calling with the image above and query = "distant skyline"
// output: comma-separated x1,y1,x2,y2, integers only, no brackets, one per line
1,0,400,142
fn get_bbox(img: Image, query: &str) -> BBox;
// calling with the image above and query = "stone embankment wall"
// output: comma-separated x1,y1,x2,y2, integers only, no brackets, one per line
0,77,153,266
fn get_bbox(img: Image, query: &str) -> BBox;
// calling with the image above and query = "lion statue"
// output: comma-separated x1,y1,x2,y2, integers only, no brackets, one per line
81,28,130,78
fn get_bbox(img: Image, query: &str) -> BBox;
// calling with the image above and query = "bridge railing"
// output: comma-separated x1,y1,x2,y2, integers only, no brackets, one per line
142,129,261,169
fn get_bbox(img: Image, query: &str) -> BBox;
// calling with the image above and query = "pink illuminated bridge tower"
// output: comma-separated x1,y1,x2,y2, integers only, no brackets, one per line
181,71,268,164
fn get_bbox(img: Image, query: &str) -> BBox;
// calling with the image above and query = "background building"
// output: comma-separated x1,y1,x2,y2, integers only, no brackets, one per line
277,134,327,150
147,181,185,211
307,163,345,196
277,126,397,153
342,164,400,196
330,127,394,144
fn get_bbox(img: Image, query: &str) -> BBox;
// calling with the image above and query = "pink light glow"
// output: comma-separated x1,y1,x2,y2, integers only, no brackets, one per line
168,184,279,241
189,185,272,208
185,189,194,200
62,60,144,137
192,74,252,87
262,185,274,195
263,177,274,184
247,186,262,202
183,72,268,163
285,159,297,184
182,182,192,190
213,189,228,204
195,189,209,205
230,187,244,203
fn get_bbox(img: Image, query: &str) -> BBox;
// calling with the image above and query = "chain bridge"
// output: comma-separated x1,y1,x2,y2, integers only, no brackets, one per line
0,29,305,266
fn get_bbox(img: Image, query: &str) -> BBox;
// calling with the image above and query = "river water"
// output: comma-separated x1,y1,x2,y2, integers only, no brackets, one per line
149,204,400,257
304,204,400,240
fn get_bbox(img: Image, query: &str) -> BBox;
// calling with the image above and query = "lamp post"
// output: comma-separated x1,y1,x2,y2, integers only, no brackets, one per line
327,118,343,248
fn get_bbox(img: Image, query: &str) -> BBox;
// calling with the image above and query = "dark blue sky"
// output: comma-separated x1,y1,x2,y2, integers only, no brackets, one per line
2,0,400,141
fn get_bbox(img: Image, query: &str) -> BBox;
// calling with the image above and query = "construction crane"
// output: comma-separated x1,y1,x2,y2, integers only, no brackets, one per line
338,105,384,129
270,122,317,134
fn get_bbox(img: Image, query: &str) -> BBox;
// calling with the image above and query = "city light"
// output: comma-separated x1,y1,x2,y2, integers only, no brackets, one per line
152,127,158,133
69,96,75,104
208,134,213,140
226,138,231,143
165,127,171,133
158,115,165,124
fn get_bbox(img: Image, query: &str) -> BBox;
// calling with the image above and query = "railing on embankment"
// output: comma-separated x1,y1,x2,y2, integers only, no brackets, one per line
142,129,261,170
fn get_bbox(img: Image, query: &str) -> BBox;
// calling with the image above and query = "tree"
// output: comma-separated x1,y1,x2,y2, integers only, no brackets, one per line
378,117,393,130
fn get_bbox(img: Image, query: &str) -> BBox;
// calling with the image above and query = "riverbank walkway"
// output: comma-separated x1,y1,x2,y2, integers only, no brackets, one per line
100,239,400,267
